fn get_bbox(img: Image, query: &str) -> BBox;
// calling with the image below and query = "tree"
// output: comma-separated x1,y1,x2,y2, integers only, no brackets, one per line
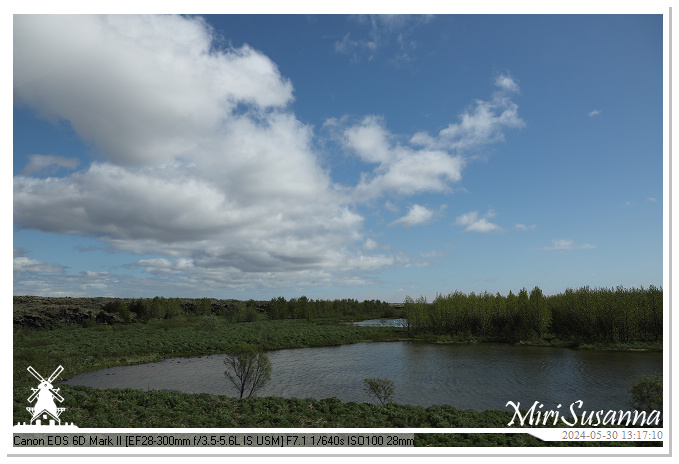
629,372,663,414
363,378,395,405
194,297,213,316
102,300,132,324
224,343,272,399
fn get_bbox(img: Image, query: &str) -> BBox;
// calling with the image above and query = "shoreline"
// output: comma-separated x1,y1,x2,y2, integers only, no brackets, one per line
13,314,662,443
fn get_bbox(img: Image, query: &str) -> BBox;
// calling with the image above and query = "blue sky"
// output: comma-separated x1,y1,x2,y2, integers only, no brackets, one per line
12,12,666,302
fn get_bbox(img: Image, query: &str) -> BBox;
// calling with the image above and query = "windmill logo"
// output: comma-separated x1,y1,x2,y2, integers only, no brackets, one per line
15,365,78,428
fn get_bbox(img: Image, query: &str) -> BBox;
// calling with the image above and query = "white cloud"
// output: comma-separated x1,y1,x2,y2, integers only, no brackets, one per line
363,238,379,250
341,115,393,164
589,109,601,117
390,204,435,228
514,223,536,231
541,239,596,251
411,75,525,152
336,77,523,199
13,256,65,274
333,75,523,200
21,154,80,175
495,74,519,93
13,15,524,296
13,14,390,292
455,209,501,233
14,15,294,166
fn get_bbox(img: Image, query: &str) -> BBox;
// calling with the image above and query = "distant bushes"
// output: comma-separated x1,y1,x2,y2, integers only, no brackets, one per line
194,298,212,316
95,295,396,326
101,301,132,324
124,297,183,323
404,285,662,344
93,285,662,346
264,296,394,321
224,300,259,323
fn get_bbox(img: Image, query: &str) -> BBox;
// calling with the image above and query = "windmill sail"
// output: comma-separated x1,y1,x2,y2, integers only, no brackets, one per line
50,388,64,403
27,366,44,383
48,366,64,383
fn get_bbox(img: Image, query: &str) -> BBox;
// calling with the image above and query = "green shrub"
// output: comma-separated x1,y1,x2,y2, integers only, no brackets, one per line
197,313,218,331
102,301,132,324
195,298,213,316
129,299,149,322
629,372,663,414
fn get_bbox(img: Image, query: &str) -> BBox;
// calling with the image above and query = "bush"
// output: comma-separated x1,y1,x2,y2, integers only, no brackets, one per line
129,299,148,322
102,301,132,324
629,372,663,414
197,313,218,331
195,298,213,316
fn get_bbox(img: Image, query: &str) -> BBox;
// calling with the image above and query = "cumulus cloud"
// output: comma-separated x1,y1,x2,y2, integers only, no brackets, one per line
495,74,519,93
410,75,525,152
330,114,464,198
455,209,501,233
13,14,381,290
331,75,523,200
390,204,436,228
13,15,523,295
541,239,596,250
14,15,294,166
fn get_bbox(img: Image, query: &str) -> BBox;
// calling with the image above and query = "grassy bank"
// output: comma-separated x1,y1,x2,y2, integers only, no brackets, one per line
43,389,659,447
13,312,661,447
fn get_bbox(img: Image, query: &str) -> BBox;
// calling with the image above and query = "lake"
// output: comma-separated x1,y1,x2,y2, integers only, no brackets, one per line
62,340,662,412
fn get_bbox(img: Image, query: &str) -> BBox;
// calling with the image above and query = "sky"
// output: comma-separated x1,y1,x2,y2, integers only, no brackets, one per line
11,11,667,302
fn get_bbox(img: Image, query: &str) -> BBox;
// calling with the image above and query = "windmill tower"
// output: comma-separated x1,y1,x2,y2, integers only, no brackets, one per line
26,365,66,425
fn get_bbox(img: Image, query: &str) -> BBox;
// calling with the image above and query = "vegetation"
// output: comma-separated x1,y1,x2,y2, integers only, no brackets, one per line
13,295,400,329
15,387,659,446
224,343,272,399
12,287,664,447
15,286,661,350
13,317,405,426
629,372,663,414
403,285,662,347
363,378,395,405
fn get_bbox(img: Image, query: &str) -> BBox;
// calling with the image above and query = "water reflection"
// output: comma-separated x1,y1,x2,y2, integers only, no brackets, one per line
63,341,662,412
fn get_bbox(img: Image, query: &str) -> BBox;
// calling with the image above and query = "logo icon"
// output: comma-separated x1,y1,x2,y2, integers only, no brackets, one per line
15,365,77,428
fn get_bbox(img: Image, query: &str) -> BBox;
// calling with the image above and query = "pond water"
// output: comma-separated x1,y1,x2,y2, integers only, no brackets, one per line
350,318,405,327
62,341,662,412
